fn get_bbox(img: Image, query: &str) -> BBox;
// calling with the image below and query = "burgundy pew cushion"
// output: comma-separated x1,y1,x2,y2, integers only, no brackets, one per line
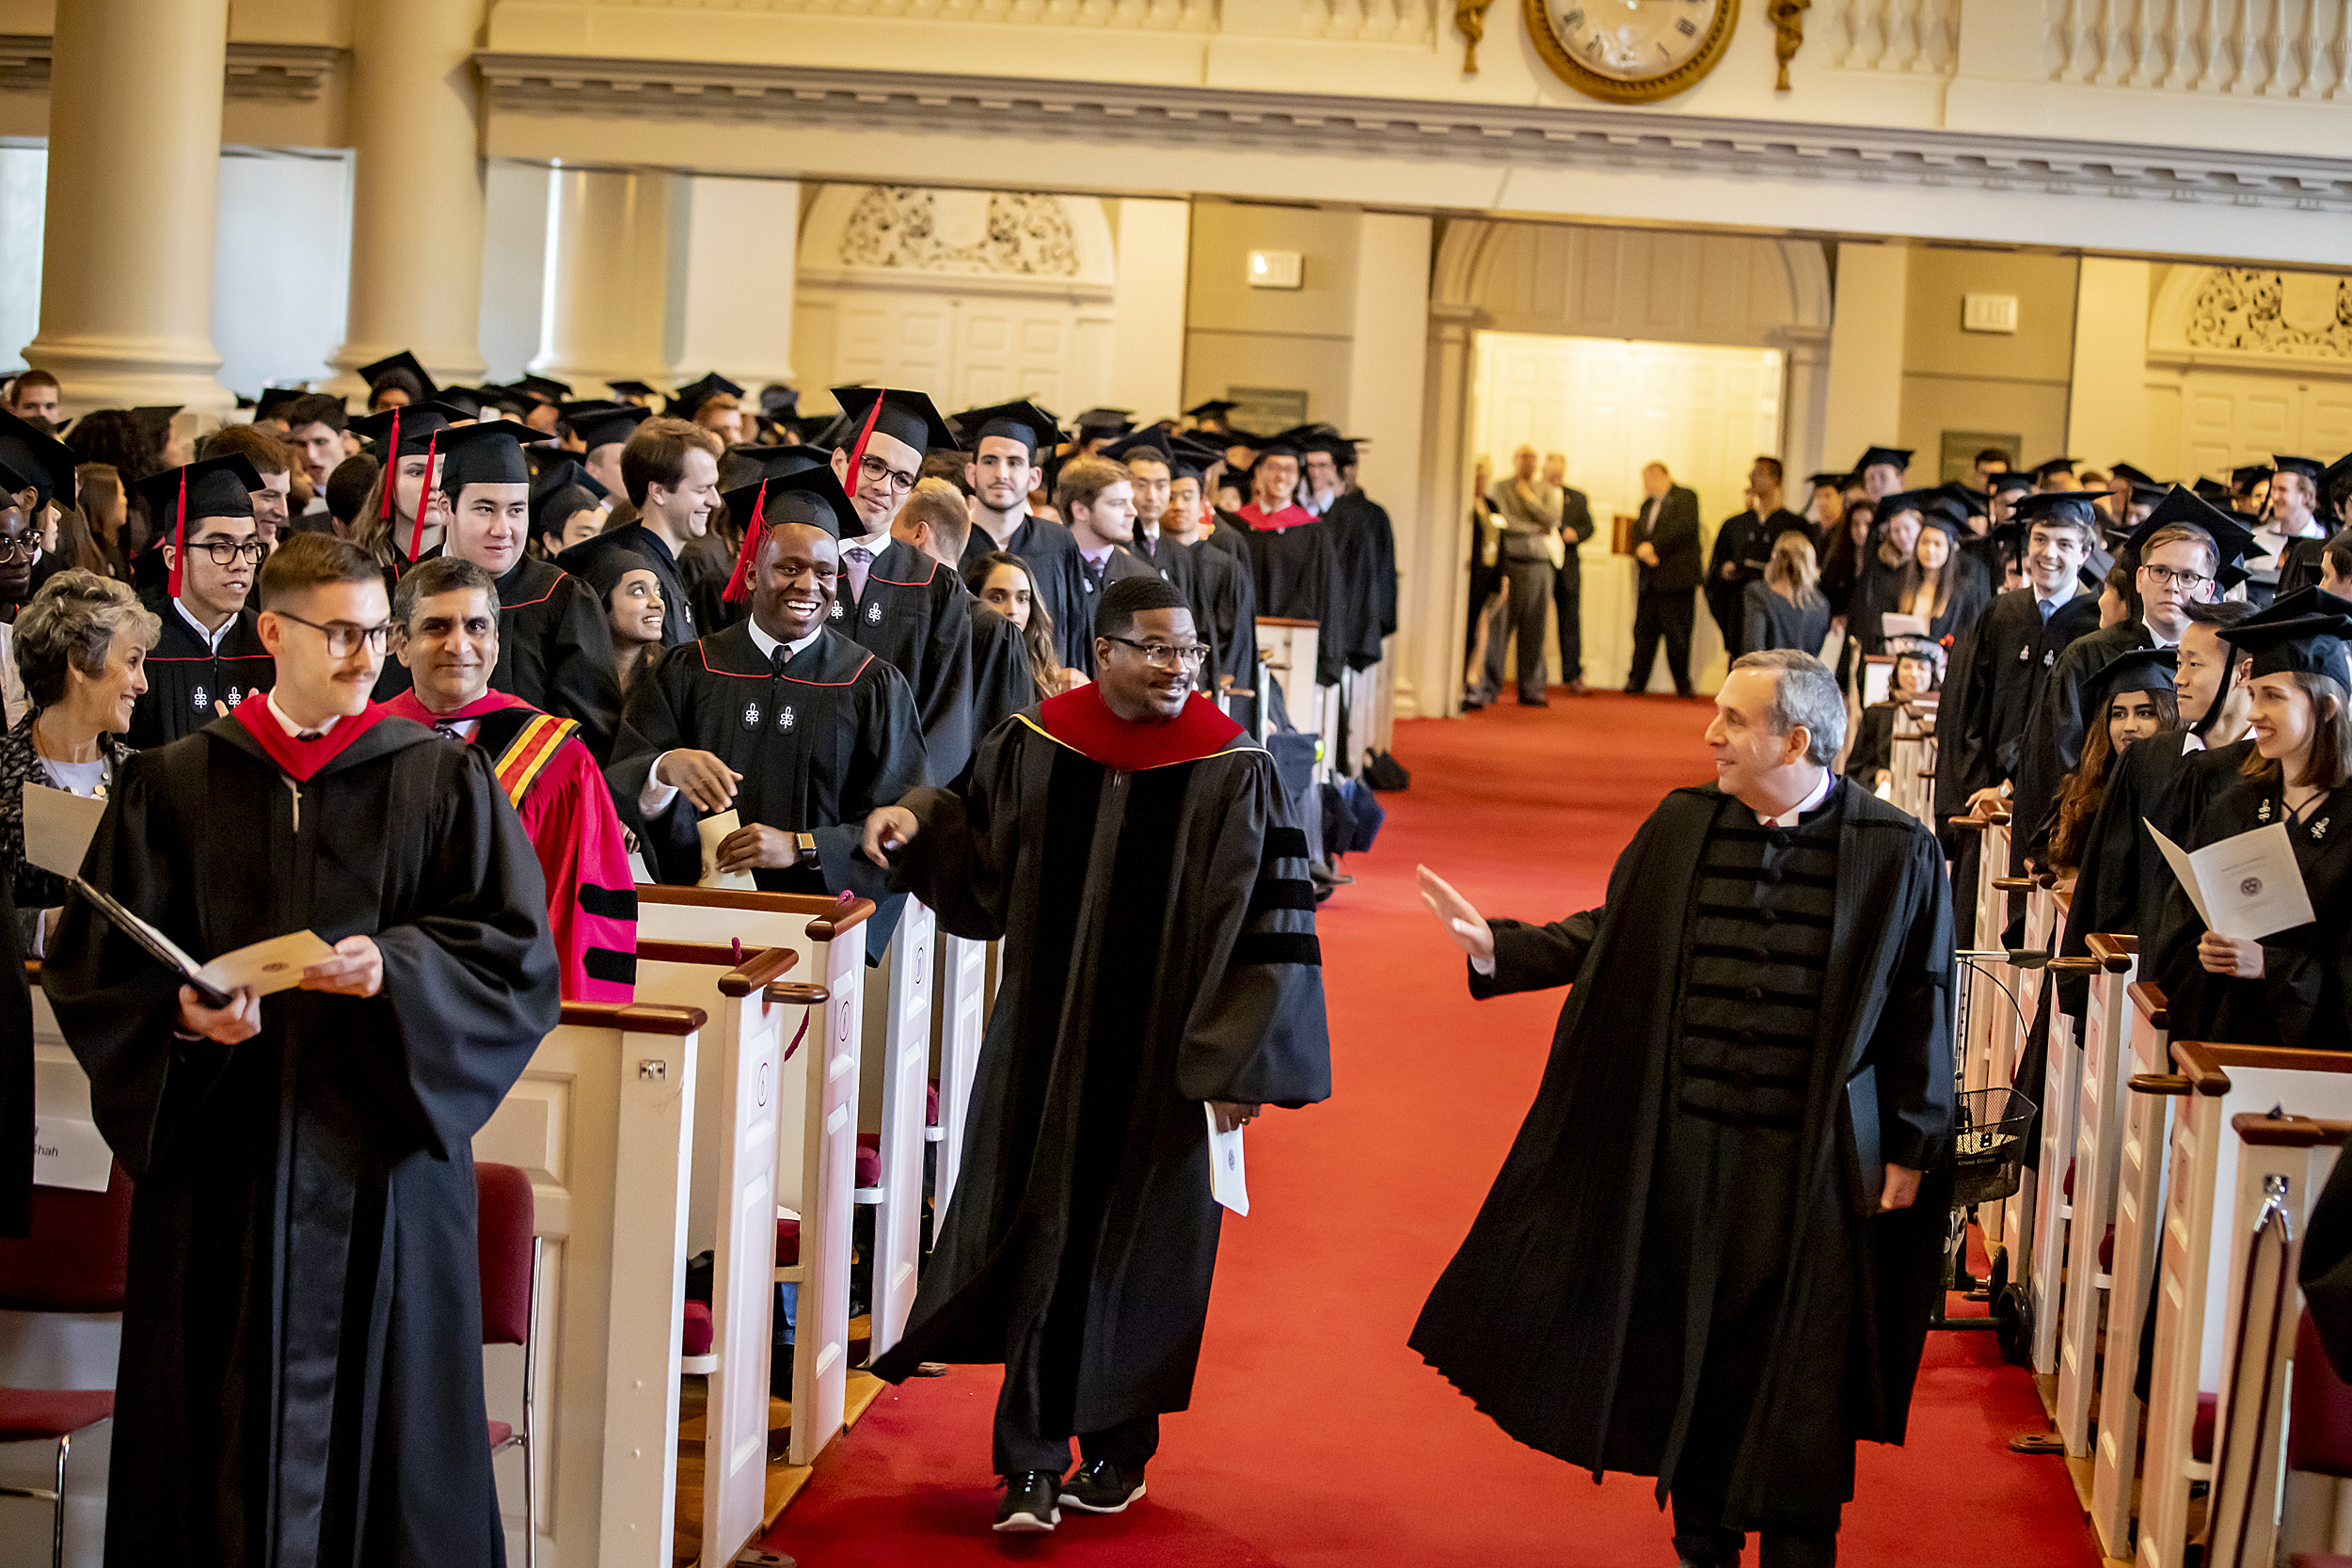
929,1083,941,1127
856,1134,882,1188
2063,1158,2075,1203
2292,1309,2352,1477
776,1218,801,1267
2099,1226,2115,1272
2194,1391,2217,1462
0,1386,114,1443
2287,1556,2352,1568
681,1300,714,1358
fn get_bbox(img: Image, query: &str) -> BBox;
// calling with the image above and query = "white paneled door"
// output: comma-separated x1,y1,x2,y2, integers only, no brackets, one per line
1470,332,1784,694
2172,370,2352,483
804,285,1107,415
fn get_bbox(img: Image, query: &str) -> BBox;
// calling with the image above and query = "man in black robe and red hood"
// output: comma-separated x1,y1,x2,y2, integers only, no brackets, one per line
43,531,559,1567
1413,647,1953,1568
864,574,1330,1534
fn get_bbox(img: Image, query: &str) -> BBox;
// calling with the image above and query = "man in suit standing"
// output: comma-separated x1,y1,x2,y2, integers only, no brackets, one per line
1627,461,1703,699
1543,451,1597,695
1475,446,1565,707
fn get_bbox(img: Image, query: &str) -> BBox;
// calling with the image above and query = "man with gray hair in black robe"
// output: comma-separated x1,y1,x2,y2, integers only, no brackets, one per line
1412,648,1953,1568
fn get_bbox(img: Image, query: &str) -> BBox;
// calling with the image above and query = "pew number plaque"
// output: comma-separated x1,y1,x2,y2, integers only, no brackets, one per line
1529,0,1739,103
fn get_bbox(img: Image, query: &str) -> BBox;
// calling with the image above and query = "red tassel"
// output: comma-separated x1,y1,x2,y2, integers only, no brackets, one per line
407,428,439,561
378,407,400,520
721,479,769,604
167,467,187,599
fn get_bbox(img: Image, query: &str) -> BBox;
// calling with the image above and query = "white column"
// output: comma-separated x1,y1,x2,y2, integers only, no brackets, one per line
24,0,232,414
1820,242,1910,469
1772,325,1833,484
1346,212,1433,745
1109,198,1190,420
534,168,678,396
1402,301,1480,721
2067,258,2153,466
330,0,489,396
672,175,799,392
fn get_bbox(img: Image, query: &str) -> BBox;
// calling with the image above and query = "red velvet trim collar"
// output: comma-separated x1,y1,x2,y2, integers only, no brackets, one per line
230,692,393,782
383,689,531,727
1031,684,1246,770
1237,502,1315,533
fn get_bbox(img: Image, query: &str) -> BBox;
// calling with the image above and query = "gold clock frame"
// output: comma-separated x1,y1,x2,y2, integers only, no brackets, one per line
1525,0,1740,104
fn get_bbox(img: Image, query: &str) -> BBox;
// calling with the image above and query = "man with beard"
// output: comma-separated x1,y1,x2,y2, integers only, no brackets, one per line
1413,649,1952,1568
865,574,1329,1533
956,399,1087,673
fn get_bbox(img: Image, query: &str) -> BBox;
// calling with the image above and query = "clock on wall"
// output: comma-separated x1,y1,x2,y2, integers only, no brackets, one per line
1527,0,1740,104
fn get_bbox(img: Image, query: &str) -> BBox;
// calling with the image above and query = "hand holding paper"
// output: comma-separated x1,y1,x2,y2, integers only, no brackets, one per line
697,810,757,891
1205,1103,1249,1216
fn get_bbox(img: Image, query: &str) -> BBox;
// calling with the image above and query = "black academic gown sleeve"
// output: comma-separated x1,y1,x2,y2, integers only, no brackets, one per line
0,877,27,1236
498,562,624,764
965,600,1036,762
2300,1149,2352,1379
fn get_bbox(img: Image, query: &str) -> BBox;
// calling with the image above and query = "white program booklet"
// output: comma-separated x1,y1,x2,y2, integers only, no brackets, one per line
32,1114,114,1192
1878,612,1931,641
1205,1104,1249,1217
697,809,758,892
2149,819,2315,941
201,929,341,997
22,784,105,878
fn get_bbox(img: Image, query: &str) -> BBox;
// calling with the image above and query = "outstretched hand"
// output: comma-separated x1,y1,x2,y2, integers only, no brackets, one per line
1416,864,1495,969
863,806,919,865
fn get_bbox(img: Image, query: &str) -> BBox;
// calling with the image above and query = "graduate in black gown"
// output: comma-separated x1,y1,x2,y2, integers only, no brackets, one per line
373,422,625,761
0,876,26,1237
865,575,1329,1532
43,531,560,1568
1235,443,1354,689
1159,445,1260,722
2153,594,2352,1056
607,463,926,931
1058,454,1164,680
126,455,277,748
557,417,723,649
955,400,1088,673
820,387,977,784
896,479,1035,766
1412,650,1952,1568
1844,635,1943,791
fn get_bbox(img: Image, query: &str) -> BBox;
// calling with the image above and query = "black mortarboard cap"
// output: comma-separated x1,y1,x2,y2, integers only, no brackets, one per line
1854,445,1912,474
1878,487,1966,529
1074,406,1136,438
2123,485,2260,569
251,387,309,422
2128,481,2169,509
2030,455,2078,482
759,384,801,418
829,386,961,456
130,407,182,445
1989,471,2036,497
2080,542,2117,594
665,371,746,419
1938,482,1989,518
0,410,77,509
1184,399,1238,420
1168,434,1224,480
580,546,659,604
718,443,831,494
2110,462,2157,486
508,374,572,404
2232,463,2275,490
448,384,533,420
2011,489,2106,531
950,399,1059,458
132,454,262,529
1104,428,1175,466
2081,647,2176,713
558,400,652,451
2273,455,2325,485
1804,470,1851,489
607,380,659,402
431,420,547,493
722,463,860,541
526,442,605,496
357,350,438,400
348,400,469,460
2193,477,2234,504
2219,586,2352,687
529,457,605,538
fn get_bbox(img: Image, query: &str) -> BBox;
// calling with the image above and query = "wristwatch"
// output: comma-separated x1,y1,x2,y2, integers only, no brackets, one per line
793,832,818,862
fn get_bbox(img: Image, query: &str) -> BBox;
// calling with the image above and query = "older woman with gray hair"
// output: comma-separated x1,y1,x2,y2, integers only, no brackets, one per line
1,568,158,951
1413,647,1954,1568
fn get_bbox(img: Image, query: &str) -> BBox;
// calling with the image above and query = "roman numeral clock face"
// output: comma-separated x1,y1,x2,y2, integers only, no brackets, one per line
1529,0,1739,103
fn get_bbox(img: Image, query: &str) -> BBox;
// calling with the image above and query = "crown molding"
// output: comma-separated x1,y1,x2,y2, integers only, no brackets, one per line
0,37,342,102
472,55,2352,215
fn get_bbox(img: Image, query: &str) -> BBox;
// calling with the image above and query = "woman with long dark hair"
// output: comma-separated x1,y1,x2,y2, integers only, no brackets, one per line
965,550,1065,705
1898,513,1990,643
2046,648,2179,877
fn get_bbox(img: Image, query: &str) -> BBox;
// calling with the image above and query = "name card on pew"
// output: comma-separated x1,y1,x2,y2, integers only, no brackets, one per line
33,1113,112,1191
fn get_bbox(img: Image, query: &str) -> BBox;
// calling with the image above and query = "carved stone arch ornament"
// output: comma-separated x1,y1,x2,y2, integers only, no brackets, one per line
2149,264,2352,372
799,183,1117,294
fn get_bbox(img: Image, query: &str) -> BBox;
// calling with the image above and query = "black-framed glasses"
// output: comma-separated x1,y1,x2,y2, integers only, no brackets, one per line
1104,635,1210,670
2141,563,2213,590
273,609,390,657
193,539,266,565
857,454,919,493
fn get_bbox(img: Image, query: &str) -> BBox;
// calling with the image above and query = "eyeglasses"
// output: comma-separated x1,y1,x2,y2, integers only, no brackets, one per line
2141,563,2213,590
0,537,34,562
193,539,266,565
1104,636,1210,670
857,454,920,493
273,609,390,657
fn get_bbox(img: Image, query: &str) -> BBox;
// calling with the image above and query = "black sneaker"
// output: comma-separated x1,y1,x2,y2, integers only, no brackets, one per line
1058,1460,1146,1514
994,1471,1061,1532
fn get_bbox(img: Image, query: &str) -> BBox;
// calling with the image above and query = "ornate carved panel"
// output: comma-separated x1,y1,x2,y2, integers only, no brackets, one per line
2183,269,2352,362
837,187,1081,278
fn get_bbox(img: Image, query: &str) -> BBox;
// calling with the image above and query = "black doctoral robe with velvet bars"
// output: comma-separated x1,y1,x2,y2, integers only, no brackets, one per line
608,623,927,955
42,705,560,1568
1410,782,1953,1529
870,686,1330,1439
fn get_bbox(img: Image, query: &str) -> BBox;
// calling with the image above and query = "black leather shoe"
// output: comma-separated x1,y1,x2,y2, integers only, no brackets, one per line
994,1471,1061,1532
1059,1459,1146,1513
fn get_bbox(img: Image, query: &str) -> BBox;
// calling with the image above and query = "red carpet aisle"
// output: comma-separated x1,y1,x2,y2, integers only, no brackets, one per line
763,692,2099,1566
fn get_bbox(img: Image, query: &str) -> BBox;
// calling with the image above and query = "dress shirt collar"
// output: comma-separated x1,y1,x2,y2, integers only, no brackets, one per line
266,688,341,738
1078,542,1115,567
174,596,236,653
1749,767,1834,828
746,617,822,666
